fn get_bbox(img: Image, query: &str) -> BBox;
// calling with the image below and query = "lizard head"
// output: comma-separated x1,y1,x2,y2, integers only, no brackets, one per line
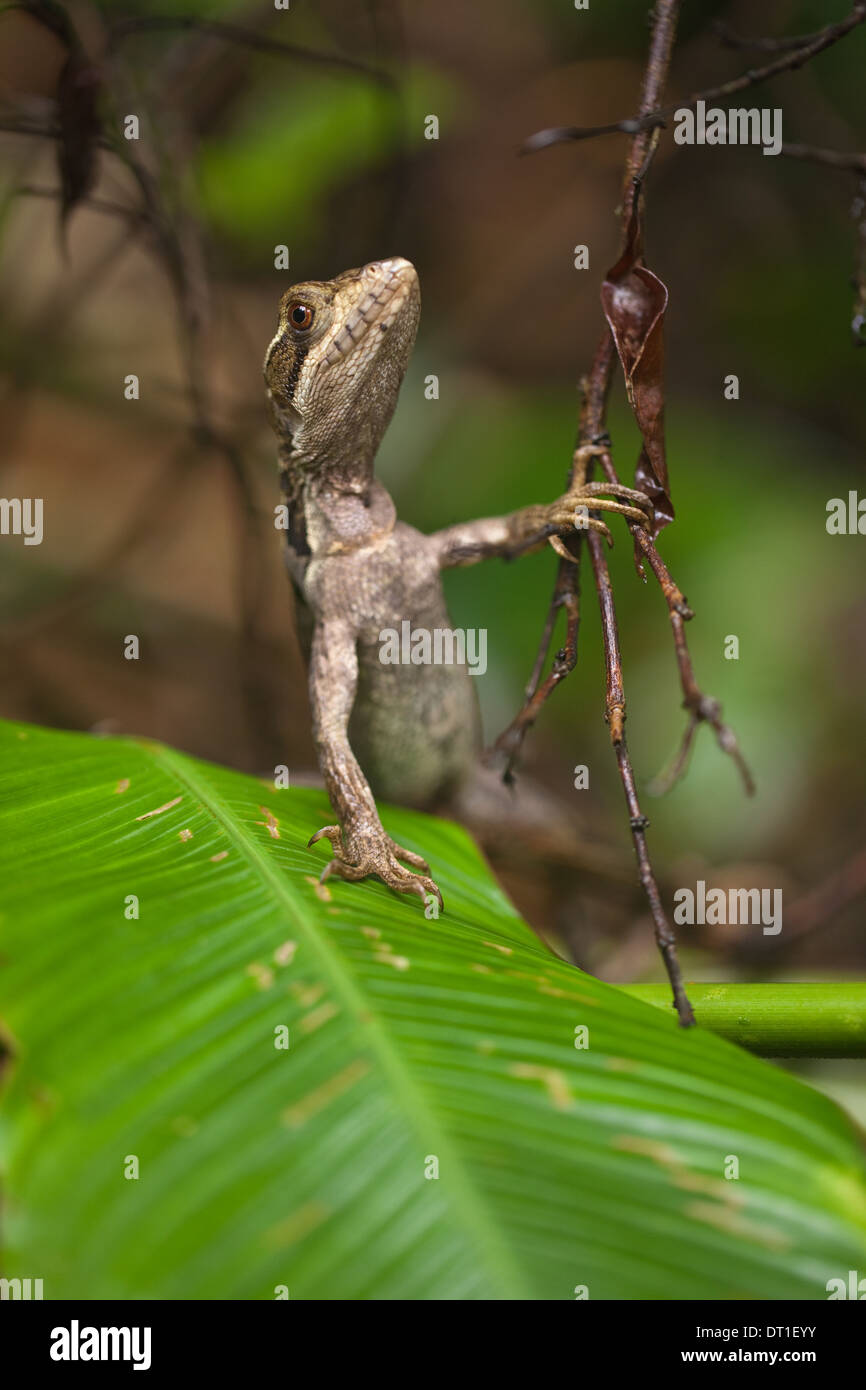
264,256,420,480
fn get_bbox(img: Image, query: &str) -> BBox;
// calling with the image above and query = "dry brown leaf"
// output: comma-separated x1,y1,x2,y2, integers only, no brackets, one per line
601,199,673,534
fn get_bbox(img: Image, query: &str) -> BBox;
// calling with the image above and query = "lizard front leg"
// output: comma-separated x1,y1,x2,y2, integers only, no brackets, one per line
429,479,654,568
307,617,443,909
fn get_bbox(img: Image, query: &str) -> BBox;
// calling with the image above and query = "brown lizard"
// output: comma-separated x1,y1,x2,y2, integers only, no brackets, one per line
264,257,653,907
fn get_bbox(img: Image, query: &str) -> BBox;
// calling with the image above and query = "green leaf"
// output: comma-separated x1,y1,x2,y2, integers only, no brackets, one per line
0,720,864,1300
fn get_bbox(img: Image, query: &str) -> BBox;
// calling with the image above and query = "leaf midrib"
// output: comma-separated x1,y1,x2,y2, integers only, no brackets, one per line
142,739,532,1300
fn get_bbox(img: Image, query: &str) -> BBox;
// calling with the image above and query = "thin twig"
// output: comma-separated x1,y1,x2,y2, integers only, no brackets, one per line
0,118,60,140
2,11,403,760
778,151,866,341
523,3,866,153
853,178,866,343
577,7,700,1021
711,19,833,55
504,0,766,1019
615,493,756,796
107,15,395,87
781,143,866,174
785,845,866,942
510,0,696,1022
524,16,756,797
490,337,615,773
107,118,285,760
492,547,582,780
15,182,148,223
775,146,866,343
587,525,694,1026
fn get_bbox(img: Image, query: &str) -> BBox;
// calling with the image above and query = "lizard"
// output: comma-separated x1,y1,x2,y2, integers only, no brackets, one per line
264,256,654,908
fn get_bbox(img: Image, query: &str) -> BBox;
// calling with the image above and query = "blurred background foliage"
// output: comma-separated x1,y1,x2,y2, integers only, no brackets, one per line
0,0,864,1106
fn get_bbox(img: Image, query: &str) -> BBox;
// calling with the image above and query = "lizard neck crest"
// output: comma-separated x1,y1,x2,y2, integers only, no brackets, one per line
264,257,420,497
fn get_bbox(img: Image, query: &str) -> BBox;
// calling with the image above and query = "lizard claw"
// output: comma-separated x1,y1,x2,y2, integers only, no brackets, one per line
580,479,654,512
548,521,612,560
546,482,654,538
308,824,343,851
309,822,442,911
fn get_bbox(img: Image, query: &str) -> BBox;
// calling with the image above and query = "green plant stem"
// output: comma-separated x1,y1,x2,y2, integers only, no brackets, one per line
622,983,866,1056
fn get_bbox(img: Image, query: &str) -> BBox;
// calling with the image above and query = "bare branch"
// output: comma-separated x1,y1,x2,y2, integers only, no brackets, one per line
853,178,866,344
107,15,395,88
777,150,866,344
587,525,694,1026
15,182,147,224
711,19,832,55
523,3,866,153
497,0,702,1023
491,546,582,781
620,507,755,797
781,143,866,174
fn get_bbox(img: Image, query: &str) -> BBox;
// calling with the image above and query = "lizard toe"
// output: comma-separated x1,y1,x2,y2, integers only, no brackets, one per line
418,876,444,910
388,867,443,911
320,857,366,884
387,837,431,873
369,855,444,911
308,824,344,852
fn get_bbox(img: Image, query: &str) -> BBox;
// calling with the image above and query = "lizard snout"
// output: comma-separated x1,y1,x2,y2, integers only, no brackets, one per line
364,256,417,285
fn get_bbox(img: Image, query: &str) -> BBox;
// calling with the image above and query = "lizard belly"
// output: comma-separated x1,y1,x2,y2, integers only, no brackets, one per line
351,634,481,809
321,522,480,809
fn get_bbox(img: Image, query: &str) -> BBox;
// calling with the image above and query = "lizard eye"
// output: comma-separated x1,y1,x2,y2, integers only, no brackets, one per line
288,302,314,331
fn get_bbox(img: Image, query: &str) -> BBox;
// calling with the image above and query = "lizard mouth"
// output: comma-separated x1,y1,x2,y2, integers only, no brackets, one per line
323,258,419,367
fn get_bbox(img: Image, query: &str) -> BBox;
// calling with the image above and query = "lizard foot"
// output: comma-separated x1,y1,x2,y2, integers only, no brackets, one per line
308,824,443,910
544,481,654,558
